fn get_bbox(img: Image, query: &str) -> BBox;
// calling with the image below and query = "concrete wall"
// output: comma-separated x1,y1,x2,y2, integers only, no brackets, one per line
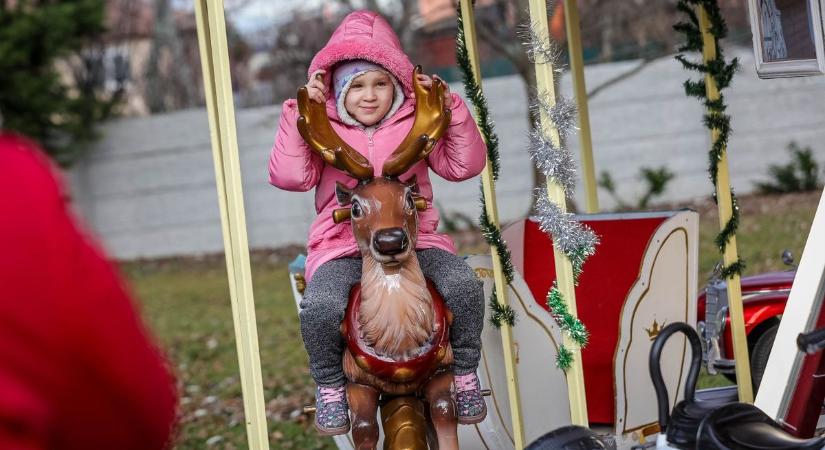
67,49,825,259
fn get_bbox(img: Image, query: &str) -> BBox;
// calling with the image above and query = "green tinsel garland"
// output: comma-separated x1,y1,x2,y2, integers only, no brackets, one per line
569,246,590,283
489,291,517,328
674,0,745,278
546,283,589,348
556,345,574,370
455,4,518,328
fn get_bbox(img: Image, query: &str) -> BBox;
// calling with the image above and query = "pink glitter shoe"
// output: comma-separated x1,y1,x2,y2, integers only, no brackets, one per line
314,385,350,436
455,373,487,424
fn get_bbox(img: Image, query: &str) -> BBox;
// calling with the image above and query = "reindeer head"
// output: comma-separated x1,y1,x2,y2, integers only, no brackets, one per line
297,66,451,266
333,176,423,264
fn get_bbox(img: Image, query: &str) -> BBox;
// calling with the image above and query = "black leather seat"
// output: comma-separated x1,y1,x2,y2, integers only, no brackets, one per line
524,425,607,450
650,323,738,449
665,390,738,448
697,403,825,450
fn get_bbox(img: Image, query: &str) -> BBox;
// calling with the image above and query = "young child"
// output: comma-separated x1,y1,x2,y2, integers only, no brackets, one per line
269,10,487,435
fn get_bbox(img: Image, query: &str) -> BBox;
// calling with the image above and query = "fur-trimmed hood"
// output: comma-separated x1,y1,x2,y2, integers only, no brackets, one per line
308,11,415,102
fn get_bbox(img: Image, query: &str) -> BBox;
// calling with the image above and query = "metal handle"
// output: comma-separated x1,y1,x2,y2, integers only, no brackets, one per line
649,322,702,432
797,327,825,354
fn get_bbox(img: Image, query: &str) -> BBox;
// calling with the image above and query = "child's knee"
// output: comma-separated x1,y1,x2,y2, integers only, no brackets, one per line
300,293,347,327
440,265,483,309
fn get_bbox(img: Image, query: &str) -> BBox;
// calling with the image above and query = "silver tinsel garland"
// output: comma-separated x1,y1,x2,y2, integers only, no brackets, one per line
527,128,576,195
517,23,563,65
527,93,579,195
530,93,578,140
522,20,598,370
532,189,598,257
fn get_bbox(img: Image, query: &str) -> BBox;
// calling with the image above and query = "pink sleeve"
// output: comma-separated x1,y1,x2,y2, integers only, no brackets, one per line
425,93,487,182
268,99,324,192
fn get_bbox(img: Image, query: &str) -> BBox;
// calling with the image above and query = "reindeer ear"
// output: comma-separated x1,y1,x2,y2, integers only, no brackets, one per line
335,182,353,206
404,175,420,194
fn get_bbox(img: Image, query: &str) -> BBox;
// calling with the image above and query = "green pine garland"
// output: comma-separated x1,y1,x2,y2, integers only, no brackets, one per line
479,196,515,284
456,4,517,328
674,0,745,278
456,8,501,180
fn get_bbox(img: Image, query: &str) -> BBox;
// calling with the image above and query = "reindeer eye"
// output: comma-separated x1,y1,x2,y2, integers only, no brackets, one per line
405,193,414,210
351,201,363,219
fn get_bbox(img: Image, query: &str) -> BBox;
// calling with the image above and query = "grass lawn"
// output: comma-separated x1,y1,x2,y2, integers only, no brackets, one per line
124,190,820,449
126,255,333,450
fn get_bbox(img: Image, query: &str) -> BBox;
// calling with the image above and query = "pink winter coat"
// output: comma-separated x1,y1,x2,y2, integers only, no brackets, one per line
268,11,487,281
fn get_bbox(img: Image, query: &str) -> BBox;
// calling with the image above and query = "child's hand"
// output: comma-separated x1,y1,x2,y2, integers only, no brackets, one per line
416,73,453,109
305,69,328,104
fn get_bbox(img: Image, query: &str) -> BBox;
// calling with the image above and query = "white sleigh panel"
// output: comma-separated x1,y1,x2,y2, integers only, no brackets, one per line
613,213,698,443
501,210,699,448
464,255,572,447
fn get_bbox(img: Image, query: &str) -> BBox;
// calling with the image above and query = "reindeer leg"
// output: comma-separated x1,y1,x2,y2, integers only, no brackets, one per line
347,383,380,450
424,371,459,450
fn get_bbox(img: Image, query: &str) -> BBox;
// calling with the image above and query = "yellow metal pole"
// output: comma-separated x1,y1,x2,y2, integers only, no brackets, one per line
194,0,270,447
562,0,599,213
528,0,590,426
458,1,526,447
698,5,754,404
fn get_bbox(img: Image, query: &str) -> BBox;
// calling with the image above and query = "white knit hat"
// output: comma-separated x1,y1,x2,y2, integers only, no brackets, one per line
332,59,405,128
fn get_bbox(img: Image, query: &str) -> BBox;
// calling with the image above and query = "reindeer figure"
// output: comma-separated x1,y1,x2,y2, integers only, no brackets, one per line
297,66,459,450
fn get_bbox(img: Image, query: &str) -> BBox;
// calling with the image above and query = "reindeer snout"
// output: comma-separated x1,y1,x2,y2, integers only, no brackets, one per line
372,228,409,255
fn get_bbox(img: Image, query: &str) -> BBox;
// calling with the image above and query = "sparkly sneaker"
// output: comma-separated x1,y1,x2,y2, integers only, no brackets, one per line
455,373,487,424
314,385,350,436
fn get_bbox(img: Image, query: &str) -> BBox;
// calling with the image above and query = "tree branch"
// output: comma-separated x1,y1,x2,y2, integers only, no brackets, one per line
586,57,654,100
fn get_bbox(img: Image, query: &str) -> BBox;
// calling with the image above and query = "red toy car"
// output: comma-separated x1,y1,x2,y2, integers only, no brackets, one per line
698,251,796,387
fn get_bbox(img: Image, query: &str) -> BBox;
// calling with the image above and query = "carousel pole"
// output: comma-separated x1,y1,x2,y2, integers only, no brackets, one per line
458,1,526,447
194,0,270,447
562,0,599,213
697,5,754,404
528,0,590,426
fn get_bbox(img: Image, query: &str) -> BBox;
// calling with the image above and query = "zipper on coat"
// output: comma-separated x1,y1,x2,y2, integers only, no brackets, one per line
366,128,375,162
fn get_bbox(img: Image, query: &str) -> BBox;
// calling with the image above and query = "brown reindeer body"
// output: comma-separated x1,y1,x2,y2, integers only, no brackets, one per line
298,67,459,450
335,178,454,395
342,249,455,395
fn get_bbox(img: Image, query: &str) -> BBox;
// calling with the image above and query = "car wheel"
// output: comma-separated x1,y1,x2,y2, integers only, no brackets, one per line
750,323,779,392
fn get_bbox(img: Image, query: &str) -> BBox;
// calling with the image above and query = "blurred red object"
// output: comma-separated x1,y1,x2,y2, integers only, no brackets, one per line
0,133,177,449
551,1,566,43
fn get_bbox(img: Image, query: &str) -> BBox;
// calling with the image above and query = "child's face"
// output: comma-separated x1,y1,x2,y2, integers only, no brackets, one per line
344,71,394,127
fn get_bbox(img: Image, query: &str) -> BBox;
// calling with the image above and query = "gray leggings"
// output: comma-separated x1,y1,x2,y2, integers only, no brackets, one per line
299,248,485,387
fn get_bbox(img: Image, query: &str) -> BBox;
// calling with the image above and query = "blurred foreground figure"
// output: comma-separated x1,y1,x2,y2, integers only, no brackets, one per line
0,133,177,449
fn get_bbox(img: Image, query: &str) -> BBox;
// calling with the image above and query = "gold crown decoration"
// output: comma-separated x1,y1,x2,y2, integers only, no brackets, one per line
646,319,666,341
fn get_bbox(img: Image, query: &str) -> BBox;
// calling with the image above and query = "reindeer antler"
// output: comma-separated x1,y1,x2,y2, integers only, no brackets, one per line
382,66,452,178
296,82,374,181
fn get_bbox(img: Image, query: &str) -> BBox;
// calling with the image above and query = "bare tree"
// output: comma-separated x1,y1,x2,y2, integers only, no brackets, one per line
265,10,340,103
145,0,195,112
